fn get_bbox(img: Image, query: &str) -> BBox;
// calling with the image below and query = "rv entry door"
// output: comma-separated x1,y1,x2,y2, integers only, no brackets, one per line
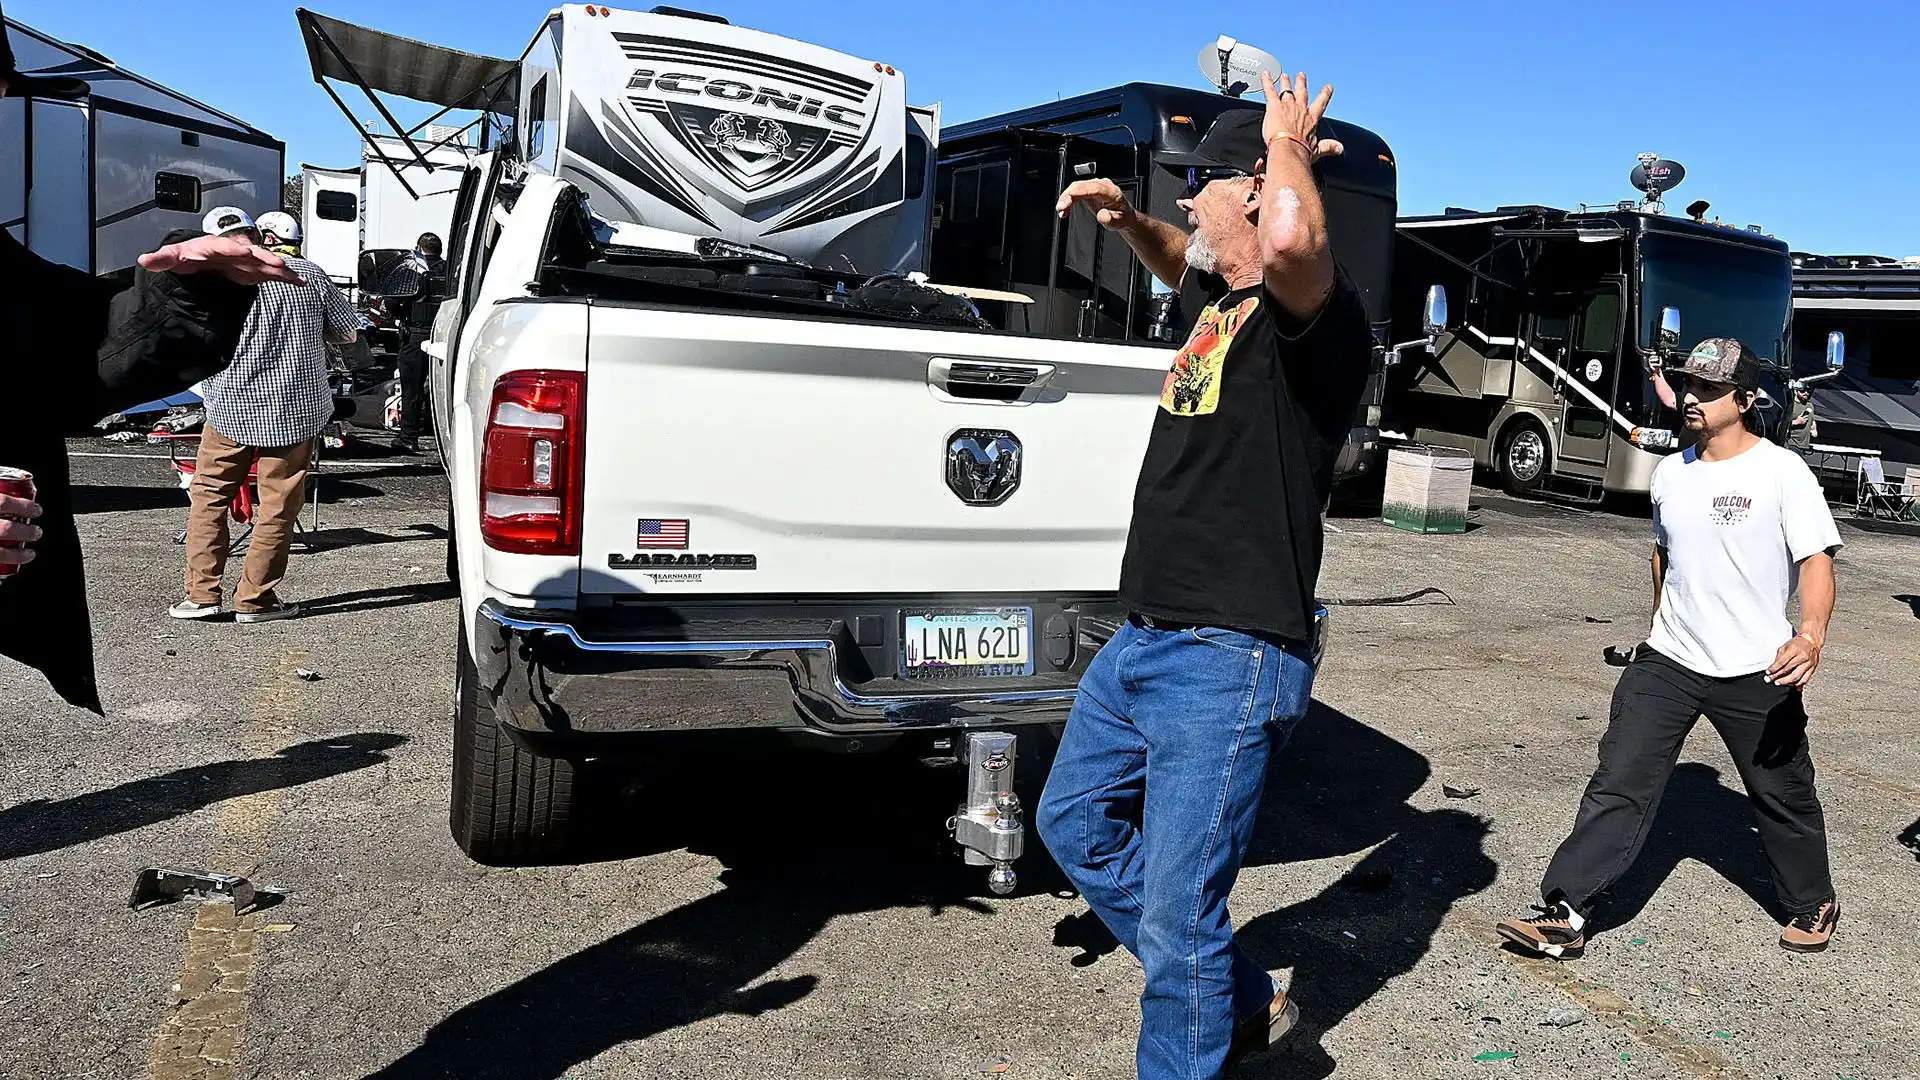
1554,279,1628,473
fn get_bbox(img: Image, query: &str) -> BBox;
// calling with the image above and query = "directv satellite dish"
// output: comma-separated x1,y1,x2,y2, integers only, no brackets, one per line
1630,157,1686,194
1198,36,1282,98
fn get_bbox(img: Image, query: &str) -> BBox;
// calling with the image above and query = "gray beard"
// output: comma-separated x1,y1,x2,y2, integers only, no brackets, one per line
1184,228,1219,274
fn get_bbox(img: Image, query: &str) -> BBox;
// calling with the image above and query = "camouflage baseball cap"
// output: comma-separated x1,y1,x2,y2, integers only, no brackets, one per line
1673,337,1762,391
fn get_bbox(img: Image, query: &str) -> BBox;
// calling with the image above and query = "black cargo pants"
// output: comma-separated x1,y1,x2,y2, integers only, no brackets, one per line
1542,647,1835,917
396,330,429,441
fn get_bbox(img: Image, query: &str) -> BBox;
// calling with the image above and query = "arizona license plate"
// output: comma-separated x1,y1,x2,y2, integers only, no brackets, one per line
902,609,1034,679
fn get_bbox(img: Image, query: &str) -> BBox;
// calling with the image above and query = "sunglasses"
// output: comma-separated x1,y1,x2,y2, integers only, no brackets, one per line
1184,166,1250,198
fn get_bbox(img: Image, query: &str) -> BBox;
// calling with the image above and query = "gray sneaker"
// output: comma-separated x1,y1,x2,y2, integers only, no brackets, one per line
234,602,301,624
168,599,221,620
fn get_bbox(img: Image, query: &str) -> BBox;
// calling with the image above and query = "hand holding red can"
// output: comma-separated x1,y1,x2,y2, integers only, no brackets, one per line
0,467,43,578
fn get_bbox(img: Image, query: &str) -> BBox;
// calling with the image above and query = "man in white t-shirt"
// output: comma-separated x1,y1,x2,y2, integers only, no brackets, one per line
1497,338,1843,958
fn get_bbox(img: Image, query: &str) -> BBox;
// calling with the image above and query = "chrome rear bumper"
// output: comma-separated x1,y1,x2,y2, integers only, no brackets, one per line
473,599,1329,744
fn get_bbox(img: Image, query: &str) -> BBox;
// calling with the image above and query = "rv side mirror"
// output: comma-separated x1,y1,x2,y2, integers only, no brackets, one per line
1422,285,1449,337
357,248,415,296
1657,306,1681,350
1825,330,1846,372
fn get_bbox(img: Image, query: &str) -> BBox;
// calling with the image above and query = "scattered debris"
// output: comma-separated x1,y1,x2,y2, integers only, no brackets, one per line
405,566,423,574
1539,1008,1584,1028
1471,1051,1517,1062
33,871,57,879
259,924,297,934
1321,587,1456,608
978,1057,1011,1074
164,649,176,657
1480,1016,1501,1024
1583,615,1611,624
295,668,322,682
1711,1031,1734,1040
129,867,267,914
103,430,146,443
1443,784,1482,800
1629,937,1648,946
1342,931,1358,940
1575,714,1592,722
1684,986,1704,997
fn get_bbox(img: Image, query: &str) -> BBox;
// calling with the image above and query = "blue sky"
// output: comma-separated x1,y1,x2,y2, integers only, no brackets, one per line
14,0,1918,255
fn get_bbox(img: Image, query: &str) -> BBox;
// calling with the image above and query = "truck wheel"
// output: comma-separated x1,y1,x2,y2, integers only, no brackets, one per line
1500,420,1551,497
449,623,576,864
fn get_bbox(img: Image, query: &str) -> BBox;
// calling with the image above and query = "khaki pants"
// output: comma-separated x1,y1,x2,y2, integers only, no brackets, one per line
184,425,313,611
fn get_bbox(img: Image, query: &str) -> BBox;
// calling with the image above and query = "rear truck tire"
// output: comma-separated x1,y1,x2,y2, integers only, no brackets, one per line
450,622,576,864
1500,419,1552,498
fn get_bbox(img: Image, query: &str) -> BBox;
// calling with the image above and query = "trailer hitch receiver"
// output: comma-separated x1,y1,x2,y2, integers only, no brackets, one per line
951,731,1025,895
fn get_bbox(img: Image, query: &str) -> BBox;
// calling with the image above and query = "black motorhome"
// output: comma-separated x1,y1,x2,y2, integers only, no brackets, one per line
1386,206,1801,499
1789,256,1920,472
934,81,1400,481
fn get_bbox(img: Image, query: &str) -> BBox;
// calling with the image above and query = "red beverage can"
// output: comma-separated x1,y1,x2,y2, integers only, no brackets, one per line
0,466,37,577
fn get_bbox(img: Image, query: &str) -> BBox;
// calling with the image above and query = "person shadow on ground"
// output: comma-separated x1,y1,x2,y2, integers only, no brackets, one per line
364,735,1005,1080
1043,703,1499,1080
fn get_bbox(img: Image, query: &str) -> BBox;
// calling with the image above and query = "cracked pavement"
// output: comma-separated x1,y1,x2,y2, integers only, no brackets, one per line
1,442,1916,1079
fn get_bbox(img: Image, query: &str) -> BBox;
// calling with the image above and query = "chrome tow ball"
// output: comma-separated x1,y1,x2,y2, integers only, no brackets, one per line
951,731,1024,895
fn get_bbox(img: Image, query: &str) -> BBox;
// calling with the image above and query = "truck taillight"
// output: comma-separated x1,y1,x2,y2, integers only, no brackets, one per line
480,370,585,555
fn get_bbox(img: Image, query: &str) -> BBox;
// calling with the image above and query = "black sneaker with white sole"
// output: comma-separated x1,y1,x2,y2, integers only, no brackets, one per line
1495,901,1587,959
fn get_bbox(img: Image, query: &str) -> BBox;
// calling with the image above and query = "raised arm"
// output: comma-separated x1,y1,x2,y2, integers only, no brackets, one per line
1054,179,1192,290
1254,70,1342,322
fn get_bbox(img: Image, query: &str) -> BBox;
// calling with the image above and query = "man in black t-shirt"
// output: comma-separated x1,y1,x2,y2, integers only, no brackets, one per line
1035,70,1371,1080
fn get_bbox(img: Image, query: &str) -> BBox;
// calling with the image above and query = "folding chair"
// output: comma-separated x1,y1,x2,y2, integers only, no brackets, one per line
158,432,323,550
1856,457,1917,521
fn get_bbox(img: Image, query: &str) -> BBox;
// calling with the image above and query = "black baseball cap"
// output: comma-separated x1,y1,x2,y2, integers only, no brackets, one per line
1160,109,1266,174
1,4,92,101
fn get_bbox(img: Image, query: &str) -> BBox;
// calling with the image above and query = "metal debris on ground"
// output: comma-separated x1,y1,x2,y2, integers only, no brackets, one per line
129,867,265,913
1539,1008,1585,1027
1443,784,1482,799
295,667,322,681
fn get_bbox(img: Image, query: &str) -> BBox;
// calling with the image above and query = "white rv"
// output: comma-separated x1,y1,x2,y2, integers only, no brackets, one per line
1,17,283,276
301,130,477,285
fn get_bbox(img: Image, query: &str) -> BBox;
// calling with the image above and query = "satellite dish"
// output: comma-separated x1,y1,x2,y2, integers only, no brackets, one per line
1198,36,1282,98
1630,158,1686,194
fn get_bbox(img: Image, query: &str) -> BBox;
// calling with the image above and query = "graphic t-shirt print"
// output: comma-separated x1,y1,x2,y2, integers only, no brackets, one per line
1710,491,1754,525
1161,295,1259,416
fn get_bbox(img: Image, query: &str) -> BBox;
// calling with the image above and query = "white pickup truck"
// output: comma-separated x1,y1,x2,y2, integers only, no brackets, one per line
417,160,1250,888
321,4,1334,889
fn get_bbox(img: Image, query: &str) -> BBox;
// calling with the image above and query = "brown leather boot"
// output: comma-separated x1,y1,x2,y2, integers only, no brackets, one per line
1779,900,1840,953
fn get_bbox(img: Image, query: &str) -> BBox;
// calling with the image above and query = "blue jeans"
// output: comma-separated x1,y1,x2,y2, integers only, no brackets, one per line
1038,619,1316,1080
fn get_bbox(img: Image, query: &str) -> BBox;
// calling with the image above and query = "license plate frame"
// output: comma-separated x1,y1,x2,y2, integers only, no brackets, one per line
900,607,1035,679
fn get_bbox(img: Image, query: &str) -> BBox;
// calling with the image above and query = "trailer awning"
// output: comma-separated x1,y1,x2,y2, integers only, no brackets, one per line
296,8,517,113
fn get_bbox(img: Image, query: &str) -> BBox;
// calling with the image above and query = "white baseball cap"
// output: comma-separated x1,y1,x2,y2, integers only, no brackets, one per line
201,206,256,237
256,211,301,242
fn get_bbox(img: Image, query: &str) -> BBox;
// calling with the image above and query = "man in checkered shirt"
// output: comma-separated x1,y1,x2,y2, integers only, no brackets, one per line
170,207,359,623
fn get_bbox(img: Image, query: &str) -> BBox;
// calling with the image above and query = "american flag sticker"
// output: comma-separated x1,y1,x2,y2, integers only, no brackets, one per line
635,518,690,549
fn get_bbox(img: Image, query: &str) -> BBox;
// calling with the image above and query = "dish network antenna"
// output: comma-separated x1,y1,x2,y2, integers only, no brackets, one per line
1630,153,1686,215
1199,36,1283,97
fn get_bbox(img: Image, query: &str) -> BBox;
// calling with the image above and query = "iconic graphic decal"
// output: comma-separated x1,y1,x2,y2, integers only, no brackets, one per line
614,32,876,207
1161,296,1259,416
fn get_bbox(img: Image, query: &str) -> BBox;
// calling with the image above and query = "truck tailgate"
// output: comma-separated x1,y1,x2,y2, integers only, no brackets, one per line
578,305,1168,596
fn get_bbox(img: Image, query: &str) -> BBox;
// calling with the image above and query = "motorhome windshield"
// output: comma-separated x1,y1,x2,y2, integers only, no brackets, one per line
1639,233,1791,364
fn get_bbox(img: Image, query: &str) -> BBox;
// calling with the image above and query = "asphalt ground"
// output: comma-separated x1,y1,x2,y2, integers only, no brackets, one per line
2,440,1917,1080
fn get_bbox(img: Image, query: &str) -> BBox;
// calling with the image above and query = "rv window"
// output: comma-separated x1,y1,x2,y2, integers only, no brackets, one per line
315,191,358,223
905,134,928,201
1578,290,1621,352
153,172,201,213
527,76,550,165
